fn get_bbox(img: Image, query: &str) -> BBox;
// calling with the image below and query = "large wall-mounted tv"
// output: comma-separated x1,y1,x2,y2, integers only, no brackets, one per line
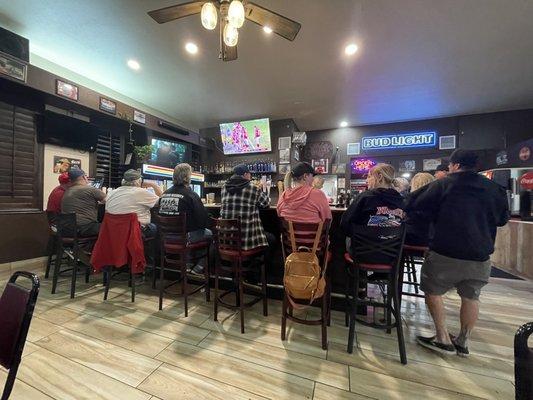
220,118,271,155
149,138,188,169
39,111,101,152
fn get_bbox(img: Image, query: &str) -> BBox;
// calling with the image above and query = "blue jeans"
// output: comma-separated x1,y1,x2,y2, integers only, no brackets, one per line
187,228,212,266
142,223,158,239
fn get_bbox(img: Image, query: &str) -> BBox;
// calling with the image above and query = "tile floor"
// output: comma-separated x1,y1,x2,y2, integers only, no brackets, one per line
1,261,530,400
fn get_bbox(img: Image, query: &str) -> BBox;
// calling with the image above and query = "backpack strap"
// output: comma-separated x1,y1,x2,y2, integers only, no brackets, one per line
288,221,297,252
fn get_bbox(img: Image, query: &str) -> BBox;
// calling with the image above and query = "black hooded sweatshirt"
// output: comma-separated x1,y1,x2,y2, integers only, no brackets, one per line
405,171,509,261
341,188,405,235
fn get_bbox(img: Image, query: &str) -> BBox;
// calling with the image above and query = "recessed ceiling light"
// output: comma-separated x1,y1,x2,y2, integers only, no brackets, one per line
185,42,199,54
263,26,273,34
127,59,141,71
340,121,348,128
344,43,358,56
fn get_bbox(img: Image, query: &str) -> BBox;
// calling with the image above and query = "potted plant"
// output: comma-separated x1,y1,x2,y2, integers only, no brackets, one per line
133,145,153,164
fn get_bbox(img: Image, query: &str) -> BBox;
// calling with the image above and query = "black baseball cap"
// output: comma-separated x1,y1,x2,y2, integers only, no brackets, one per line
292,162,316,178
450,149,478,169
233,164,250,176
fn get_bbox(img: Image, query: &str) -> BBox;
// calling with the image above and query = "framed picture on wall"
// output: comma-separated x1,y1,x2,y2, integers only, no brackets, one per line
0,53,27,83
99,97,116,114
279,148,290,164
134,110,146,124
312,158,329,174
56,79,79,101
278,136,291,150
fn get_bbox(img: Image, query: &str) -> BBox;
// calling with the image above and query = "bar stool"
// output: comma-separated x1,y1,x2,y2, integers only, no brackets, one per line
344,224,407,364
279,218,331,350
212,218,268,334
400,244,428,303
156,213,211,316
45,211,58,279
51,213,96,298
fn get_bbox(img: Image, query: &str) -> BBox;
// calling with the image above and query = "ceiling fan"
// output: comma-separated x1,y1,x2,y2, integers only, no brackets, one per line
147,1,301,61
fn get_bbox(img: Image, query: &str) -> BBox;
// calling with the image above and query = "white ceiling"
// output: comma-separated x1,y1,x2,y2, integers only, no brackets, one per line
2,0,533,132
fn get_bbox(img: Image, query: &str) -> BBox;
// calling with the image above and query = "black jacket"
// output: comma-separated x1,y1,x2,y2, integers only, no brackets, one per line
158,184,208,232
341,188,405,235
404,190,433,247
405,171,510,261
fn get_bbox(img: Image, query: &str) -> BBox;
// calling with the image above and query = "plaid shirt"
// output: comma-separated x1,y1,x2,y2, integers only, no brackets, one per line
221,181,270,250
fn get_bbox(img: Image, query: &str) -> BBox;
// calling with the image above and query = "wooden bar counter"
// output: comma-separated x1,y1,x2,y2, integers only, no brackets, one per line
492,219,533,280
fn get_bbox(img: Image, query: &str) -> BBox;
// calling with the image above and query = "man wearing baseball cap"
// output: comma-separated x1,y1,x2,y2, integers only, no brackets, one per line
46,172,71,218
406,149,509,357
61,167,106,237
106,169,162,238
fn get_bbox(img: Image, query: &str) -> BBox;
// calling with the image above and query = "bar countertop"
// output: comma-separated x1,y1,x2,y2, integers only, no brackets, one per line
204,203,348,212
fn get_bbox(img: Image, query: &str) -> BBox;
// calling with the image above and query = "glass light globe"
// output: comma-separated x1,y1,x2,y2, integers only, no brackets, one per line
228,0,245,28
223,22,239,46
201,2,217,30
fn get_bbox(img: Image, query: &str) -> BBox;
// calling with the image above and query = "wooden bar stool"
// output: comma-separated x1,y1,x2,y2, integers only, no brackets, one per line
156,213,212,316
344,224,407,364
45,211,58,279
400,244,428,303
279,218,331,350
51,213,96,298
212,218,268,334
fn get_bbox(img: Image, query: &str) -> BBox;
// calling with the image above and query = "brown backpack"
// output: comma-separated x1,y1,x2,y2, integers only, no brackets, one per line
283,221,327,307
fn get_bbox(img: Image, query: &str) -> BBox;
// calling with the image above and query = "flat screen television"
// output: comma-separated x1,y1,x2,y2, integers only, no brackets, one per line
39,111,101,151
220,118,271,155
149,138,188,169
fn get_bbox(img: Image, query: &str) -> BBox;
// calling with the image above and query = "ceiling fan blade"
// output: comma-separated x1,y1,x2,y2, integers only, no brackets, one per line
245,2,301,41
147,1,204,24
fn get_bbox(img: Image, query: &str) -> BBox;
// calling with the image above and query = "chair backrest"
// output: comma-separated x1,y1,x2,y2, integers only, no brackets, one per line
279,218,331,266
55,212,77,240
156,213,187,244
515,322,533,400
350,224,406,269
213,218,243,259
0,271,40,370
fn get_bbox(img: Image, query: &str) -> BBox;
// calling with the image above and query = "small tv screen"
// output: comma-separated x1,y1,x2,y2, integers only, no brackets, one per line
149,138,188,169
220,118,271,155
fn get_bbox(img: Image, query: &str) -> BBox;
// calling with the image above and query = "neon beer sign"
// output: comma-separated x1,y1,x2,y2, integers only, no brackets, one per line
362,131,437,150
351,158,377,173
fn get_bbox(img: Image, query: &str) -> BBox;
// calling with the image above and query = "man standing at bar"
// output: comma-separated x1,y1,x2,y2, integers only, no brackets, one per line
221,164,275,250
405,149,509,357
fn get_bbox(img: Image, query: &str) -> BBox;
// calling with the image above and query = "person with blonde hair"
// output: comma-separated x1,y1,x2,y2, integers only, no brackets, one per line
341,163,404,232
404,172,436,246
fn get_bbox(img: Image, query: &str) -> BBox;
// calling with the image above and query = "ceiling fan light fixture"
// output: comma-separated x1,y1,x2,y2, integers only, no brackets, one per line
228,0,245,28
201,2,218,30
223,22,239,47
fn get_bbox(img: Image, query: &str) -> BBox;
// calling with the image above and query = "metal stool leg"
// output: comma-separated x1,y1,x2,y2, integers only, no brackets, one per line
347,267,360,353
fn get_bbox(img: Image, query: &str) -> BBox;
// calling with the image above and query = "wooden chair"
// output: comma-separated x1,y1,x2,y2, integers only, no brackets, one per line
156,213,211,316
51,213,96,298
344,224,407,364
279,218,331,350
91,213,147,303
212,218,268,334
0,271,40,400
515,322,533,400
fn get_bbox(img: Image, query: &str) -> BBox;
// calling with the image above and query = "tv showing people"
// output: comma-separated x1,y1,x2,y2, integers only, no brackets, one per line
150,138,187,168
220,118,271,155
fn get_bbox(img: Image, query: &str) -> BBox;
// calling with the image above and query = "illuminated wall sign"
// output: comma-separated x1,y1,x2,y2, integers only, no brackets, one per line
351,158,377,173
361,131,437,151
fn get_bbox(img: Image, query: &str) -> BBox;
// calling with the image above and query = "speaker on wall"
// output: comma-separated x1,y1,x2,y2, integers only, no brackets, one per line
0,27,30,62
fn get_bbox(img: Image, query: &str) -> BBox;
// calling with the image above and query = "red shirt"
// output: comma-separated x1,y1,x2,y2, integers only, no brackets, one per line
46,185,68,213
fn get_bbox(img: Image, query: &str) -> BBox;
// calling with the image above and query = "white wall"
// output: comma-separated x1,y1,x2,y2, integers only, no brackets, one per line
42,144,91,209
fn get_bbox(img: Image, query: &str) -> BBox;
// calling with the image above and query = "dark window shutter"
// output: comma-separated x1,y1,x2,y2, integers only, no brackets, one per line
96,132,122,188
0,101,39,210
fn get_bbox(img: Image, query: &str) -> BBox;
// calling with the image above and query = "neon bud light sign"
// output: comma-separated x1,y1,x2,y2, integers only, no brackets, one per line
362,131,437,150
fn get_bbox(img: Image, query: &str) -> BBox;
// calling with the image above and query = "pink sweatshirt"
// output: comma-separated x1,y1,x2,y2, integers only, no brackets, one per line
277,185,332,223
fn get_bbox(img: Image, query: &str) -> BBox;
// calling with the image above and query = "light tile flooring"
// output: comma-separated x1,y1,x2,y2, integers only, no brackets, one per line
1,263,531,400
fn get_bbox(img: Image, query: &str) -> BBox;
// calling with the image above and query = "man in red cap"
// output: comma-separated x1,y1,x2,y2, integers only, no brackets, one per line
46,172,71,215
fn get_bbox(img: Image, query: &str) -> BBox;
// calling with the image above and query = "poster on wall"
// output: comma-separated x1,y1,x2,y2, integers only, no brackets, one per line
53,156,81,174
56,79,79,101
312,158,329,174
423,158,442,171
278,136,291,150
399,160,416,172
279,148,290,164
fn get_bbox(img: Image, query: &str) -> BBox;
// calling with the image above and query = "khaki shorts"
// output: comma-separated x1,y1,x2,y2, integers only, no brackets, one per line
420,250,491,300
